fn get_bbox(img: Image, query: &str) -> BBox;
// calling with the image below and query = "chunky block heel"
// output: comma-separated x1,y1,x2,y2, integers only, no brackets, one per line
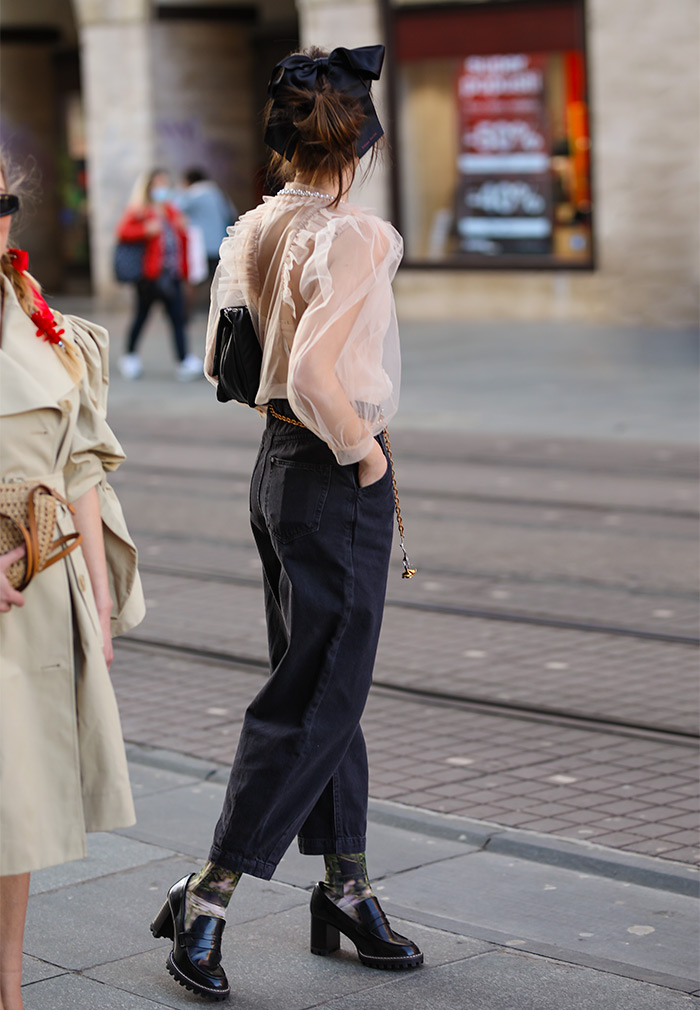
150,897,175,940
309,883,423,970
310,915,340,956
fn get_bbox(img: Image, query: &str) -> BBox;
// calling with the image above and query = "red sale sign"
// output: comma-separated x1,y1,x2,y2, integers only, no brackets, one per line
456,53,553,254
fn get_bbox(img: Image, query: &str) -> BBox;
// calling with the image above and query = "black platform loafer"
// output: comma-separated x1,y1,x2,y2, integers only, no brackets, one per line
310,882,423,970
150,874,230,1001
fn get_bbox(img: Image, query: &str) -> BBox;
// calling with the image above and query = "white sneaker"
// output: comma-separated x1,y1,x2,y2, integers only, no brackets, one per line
176,354,203,382
119,353,143,380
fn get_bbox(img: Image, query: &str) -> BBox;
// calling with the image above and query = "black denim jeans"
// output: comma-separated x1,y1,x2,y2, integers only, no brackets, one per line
209,403,394,879
126,277,188,362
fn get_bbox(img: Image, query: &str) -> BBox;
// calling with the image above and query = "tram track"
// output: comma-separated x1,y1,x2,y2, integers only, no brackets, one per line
130,529,697,601
116,462,699,520
128,529,694,597
136,561,700,647
116,634,699,746
116,429,700,481
111,426,699,752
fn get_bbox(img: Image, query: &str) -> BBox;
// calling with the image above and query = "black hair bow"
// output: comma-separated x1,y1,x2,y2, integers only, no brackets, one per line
264,45,385,161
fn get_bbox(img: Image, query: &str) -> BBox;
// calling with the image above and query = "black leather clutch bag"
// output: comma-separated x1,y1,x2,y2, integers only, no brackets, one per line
212,305,263,406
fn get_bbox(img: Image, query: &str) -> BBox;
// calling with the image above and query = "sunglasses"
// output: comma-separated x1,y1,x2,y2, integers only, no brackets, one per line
0,194,20,217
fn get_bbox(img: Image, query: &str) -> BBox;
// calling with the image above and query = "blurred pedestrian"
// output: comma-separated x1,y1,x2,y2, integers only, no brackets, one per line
116,169,202,381
0,149,144,1010
149,44,422,1002
176,168,237,281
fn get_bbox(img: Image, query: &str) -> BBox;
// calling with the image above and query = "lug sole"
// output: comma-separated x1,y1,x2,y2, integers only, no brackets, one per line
358,949,424,970
310,911,424,970
167,952,230,1001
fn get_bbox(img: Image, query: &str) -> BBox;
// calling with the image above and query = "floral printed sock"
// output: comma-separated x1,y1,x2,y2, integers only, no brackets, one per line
323,852,374,922
184,861,241,930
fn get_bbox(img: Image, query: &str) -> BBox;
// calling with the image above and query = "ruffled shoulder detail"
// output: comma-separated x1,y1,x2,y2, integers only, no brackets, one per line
280,206,338,322
58,313,111,413
216,204,264,308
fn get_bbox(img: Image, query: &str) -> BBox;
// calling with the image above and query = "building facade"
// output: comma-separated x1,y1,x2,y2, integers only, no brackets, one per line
1,0,698,326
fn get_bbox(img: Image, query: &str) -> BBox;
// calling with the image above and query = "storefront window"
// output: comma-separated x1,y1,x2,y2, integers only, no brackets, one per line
391,0,593,267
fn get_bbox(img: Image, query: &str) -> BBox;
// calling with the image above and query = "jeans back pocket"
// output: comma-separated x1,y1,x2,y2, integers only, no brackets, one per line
264,456,332,543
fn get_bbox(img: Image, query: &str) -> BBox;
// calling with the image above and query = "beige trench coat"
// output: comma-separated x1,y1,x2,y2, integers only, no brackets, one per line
0,277,145,876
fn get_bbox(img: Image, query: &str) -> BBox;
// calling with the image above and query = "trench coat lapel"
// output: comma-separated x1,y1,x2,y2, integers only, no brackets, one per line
0,281,73,416
0,348,62,417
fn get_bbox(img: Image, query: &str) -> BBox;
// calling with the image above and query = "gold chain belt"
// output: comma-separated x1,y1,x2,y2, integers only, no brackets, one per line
267,403,416,579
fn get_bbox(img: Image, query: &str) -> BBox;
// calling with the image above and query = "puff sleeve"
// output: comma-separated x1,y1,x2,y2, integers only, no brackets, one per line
60,314,145,636
287,213,403,465
61,317,125,501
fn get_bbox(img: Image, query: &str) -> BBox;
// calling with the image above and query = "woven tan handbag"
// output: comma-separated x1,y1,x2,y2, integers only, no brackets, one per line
0,482,82,591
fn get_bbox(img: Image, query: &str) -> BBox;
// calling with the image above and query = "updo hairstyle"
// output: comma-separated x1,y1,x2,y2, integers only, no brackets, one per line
264,46,380,206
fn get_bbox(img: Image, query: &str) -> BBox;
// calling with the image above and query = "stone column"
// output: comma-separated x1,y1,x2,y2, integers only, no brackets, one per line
295,0,390,218
74,0,154,298
585,0,700,325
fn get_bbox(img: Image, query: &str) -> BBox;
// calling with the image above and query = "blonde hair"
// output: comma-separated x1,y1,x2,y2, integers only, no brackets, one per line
0,149,83,383
127,167,169,209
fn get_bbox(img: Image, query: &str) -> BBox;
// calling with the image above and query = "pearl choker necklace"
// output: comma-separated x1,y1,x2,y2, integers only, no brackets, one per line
280,187,333,199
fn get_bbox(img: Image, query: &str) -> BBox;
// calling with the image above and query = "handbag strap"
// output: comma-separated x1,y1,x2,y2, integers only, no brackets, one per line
41,532,82,573
26,484,82,579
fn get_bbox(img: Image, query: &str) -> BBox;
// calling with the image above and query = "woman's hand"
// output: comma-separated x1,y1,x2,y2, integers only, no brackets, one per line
98,605,114,669
0,545,26,612
358,440,388,488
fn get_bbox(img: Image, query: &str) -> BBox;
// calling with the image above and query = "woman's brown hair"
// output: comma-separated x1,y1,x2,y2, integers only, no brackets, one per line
264,46,380,206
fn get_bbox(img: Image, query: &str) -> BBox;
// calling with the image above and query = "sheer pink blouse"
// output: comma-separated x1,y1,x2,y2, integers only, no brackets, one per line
204,192,403,465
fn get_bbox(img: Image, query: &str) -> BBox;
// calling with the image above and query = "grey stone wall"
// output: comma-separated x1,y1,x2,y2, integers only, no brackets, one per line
585,0,699,326
150,19,255,214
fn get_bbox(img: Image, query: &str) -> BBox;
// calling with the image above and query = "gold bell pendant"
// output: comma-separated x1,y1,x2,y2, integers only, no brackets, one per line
400,541,417,579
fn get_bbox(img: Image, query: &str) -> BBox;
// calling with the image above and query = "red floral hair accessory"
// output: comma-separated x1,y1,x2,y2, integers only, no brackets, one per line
8,247,66,347
8,247,28,273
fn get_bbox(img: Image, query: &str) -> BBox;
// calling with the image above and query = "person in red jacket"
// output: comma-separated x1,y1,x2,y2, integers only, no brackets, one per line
117,169,202,381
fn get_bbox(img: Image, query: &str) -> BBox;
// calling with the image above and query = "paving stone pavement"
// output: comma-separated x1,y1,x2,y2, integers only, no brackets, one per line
68,305,697,869
120,568,698,733
112,642,700,865
18,302,697,1007
19,753,700,1009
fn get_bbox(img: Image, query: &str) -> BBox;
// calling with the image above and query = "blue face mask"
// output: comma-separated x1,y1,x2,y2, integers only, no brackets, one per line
151,186,171,204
